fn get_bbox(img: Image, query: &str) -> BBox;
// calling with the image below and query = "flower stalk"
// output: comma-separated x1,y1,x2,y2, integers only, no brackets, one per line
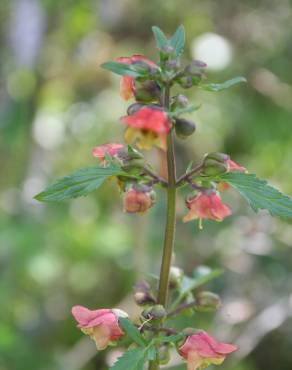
148,85,177,370
157,84,177,308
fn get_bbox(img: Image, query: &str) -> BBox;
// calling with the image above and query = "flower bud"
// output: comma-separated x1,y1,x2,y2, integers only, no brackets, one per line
134,80,161,103
169,266,184,288
158,345,170,365
175,118,196,139
201,158,228,176
195,291,221,312
175,94,189,107
171,94,189,111
133,281,156,306
160,45,175,59
177,76,193,89
123,185,156,213
165,59,180,71
184,60,207,75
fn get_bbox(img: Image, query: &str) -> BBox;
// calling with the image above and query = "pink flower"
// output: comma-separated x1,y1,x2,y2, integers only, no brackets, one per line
179,331,237,370
123,187,156,213
71,305,124,350
117,55,157,100
121,106,171,150
183,191,231,224
92,143,124,163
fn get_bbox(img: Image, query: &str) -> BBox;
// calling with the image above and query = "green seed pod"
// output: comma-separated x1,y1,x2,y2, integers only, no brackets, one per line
201,159,228,176
175,118,196,139
205,152,229,163
195,291,221,312
148,304,167,320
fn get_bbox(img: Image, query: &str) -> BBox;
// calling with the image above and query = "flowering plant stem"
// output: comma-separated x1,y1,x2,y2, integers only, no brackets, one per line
149,85,177,370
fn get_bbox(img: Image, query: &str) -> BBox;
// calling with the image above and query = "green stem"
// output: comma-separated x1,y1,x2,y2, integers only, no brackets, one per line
157,85,177,307
148,85,177,370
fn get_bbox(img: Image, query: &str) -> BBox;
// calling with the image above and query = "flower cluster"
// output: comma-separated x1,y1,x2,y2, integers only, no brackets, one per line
69,25,245,370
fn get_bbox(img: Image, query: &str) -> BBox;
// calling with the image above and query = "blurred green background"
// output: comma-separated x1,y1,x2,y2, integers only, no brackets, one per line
1,0,292,369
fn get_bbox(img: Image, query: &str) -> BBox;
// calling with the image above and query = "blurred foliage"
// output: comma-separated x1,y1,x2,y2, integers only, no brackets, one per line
0,0,292,370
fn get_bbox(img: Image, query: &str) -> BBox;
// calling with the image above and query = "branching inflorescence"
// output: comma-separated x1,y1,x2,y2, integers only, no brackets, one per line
35,26,292,370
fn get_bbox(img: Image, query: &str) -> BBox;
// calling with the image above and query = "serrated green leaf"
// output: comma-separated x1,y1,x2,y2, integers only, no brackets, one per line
218,172,292,218
100,61,146,77
34,165,123,202
199,76,246,92
119,318,146,347
110,348,147,370
146,346,157,361
170,25,185,57
152,26,169,49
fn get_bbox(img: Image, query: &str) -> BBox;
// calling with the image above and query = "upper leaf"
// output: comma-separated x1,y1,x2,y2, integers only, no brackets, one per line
110,347,148,370
152,26,169,50
169,25,185,57
34,165,123,202
218,172,292,219
100,61,148,78
119,317,147,347
199,76,247,92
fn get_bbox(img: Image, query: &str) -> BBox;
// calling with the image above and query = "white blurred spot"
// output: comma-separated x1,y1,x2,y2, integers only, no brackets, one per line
28,253,62,284
191,33,232,70
67,102,95,137
242,232,272,255
221,299,254,324
69,262,99,293
33,112,65,149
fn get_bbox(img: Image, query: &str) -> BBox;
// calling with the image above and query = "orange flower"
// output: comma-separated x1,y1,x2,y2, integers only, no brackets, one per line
72,306,126,350
183,191,231,224
121,106,171,150
179,331,237,370
117,55,157,100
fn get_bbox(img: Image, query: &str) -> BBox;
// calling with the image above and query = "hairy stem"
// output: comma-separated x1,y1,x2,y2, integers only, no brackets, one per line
157,84,177,307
